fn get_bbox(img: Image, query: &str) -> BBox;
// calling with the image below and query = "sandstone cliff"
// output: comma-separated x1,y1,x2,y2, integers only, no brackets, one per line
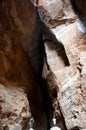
0,0,47,129
0,0,86,130
38,0,86,130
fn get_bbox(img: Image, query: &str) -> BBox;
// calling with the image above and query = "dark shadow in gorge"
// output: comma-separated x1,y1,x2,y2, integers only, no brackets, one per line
26,2,70,129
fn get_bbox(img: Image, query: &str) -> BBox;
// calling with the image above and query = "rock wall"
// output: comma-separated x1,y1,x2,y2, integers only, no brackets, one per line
0,0,86,130
0,85,30,130
38,0,86,130
0,0,47,130
38,0,76,27
57,22,86,130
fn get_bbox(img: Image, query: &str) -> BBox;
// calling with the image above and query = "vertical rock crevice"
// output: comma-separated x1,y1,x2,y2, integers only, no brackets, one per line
1,0,86,130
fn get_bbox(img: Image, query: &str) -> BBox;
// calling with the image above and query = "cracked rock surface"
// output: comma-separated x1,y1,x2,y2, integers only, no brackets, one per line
0,0,86,130
39,0,86,129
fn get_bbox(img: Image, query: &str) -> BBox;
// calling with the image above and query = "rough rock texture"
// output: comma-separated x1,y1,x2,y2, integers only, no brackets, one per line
42,23,70,129
38,0,76,27
0,0,47,130
40,1,86,130
56,22,86,130
0,0,86,130
0,85,30,130
36,0,86,130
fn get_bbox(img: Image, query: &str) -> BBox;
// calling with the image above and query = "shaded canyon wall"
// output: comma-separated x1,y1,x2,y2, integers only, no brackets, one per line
0,0,86,130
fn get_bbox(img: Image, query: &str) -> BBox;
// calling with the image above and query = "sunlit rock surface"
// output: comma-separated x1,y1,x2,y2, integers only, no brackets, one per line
42,3,86,130
38,0,86,130
56,22,86,130
0,0,86,130
38,0,76,27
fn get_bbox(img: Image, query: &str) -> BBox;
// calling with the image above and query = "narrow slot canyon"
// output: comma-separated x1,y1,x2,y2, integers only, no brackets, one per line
0,0,86,130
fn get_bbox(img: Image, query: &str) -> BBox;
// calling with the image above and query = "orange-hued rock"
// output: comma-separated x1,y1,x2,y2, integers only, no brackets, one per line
0,0,86,130
0,0,47,129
